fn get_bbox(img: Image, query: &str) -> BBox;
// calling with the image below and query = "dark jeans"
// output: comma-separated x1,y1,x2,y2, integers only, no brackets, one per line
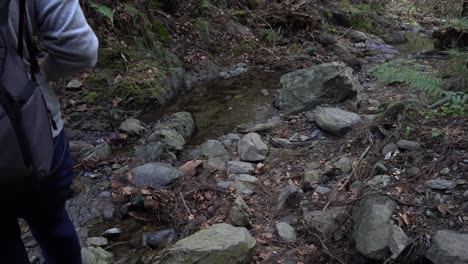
0,131,82,264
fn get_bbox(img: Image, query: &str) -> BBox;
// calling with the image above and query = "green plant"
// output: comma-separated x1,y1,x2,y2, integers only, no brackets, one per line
89,2,114,25
448,18,468,30
373,59,467,108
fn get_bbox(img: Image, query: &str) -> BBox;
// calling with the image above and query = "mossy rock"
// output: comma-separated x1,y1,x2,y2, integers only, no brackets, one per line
97,48,125,71
151,19,172,45
113,75,173,107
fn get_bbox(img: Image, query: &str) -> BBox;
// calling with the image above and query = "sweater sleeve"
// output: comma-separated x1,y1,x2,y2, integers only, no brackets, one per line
35,0,99,81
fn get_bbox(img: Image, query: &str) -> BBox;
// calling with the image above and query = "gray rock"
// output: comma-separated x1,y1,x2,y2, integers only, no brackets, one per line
102,207,114,221
217,181,234,189
101,228,122,239
354,42,367,48
375,162,389,173
134,142,165,163
82,143,112,162
353,195,397,259
303,206,348,238
425,179,457,190
67,79,83,89
440,168,450,176
275,185,301,210
396,140,421,151
271,137,316,148
227,161,254,174
166,112,195,141
367,175,392,186
154,224,256,264
238,133,268,162
237,122,280,133
229,174,258,183
226,133,241,141
143,229,177,249
389,225,409,259
119,118,148,136
229,174,258,195
229,196,253,228
405,166,420,178
81,247,113,264
334,157,352,173
201,140,230,170
382,143,398,156
315,186,332,195
425,230,468,264
130,163,184,188
275,62,361,114
69,141,94,161
348,30,367,43
304,169,321,184
86,237,109,247
99,191,111,198
313,107,361,135
464,190,468,199
148,129,185,151
276,222,297,242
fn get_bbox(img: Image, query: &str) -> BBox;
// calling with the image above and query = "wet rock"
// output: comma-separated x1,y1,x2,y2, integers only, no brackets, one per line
275,185,302,210
130,163,184,188
348,30,367,43
148,129,185,151
119,118,148,136
227,161,254,174
86,237,109,247
275,62,361,114
143,229,177,249
276,222,297,242
425,179,457,190
315,186,332,195
82,143,112,162
367,175,392,186
303,206,348,238
238,132,268,162
81,247,113,264
134,142,165,163
166,112,195,140
304,169,321,184
154,224,256,264
396,140,421,151
425,230,468,264
389,225,409,259
101,228,122,239
440,168,450,176
313,107,361,135
229,196,253,228
334,157,352,173
69,141,94,161
353,195,397,259
382,143,398,156
201,140,230,170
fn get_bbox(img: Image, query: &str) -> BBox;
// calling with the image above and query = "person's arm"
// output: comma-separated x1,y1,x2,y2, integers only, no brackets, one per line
35,0,99,81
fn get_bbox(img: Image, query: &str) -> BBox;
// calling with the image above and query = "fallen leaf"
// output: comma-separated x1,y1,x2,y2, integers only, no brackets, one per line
112,97,122,108
122,186,134,195
399,212,411,226
263,232,274,239
180,160,203,176
141,189,152,195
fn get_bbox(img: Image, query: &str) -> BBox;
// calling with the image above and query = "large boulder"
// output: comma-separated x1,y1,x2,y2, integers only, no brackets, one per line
313,107,361,135
130,163,184,188
425,230,468,264
353,195,397,260
154,224,256,264
238,133,268,162
275,62,361,114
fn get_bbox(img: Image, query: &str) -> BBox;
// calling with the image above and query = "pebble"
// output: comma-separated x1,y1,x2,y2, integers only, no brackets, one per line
261,89,270,96
425,179,457,190
99,191,112,198
315,186,332,195
103,207,114,221
217,181,234,189
276,222,297,242
86,237,108,247
382,143,398,156
101,228,122,239
439,168,450,176
375,162,389,173
405,166,420,178
66,79,83,89
396,140,421,150
367,175,392,186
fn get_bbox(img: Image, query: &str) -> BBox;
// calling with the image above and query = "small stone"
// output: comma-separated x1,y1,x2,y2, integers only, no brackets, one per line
119,118,148,136
227,161,254,174
202,140,230,170
101,228,122,239
313,107,361,135
350,181,363,193
304,170,321,184
275,185,302,210
315,186,332,195
99,191,112,198
375,162,389,173
143,229,177,249
382,143,397,156
67,79,83,89
238,133,268,162
276,222,297,242
367,175,392,186
81,247,113,264
405,166,420,178
86,237,109,247
102,207,114,221
334,157,352,173
396,140,421,151
217,181,234,189
389,225,409,259
439,168,450,176
425,179,457,190
130,163,184,188
82,143,112,162
261,89,270,96
229,196,253,228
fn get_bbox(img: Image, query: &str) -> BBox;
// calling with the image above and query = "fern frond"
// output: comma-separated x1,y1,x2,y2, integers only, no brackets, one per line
89,2,114,25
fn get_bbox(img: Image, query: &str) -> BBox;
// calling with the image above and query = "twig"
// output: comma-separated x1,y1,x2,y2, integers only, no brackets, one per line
312,233,345,264
179,191,192,217
322,146,371,211
336,27,353,41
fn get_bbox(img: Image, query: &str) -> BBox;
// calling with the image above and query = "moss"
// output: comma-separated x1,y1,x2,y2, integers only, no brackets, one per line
234,40,256,56
85,92,99,103
97,48,125,70
151,19,172,45
112,74,173,106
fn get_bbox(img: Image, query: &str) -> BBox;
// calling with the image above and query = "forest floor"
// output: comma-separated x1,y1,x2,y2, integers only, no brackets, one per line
22,1,468,263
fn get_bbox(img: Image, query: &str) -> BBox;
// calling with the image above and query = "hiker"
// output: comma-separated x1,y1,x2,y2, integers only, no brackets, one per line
0,0,98,263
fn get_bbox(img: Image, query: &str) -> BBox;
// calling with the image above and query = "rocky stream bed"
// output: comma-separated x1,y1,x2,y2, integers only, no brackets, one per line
23,28,468,264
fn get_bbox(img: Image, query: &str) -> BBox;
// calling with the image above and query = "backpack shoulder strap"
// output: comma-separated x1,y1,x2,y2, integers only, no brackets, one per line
17,0,39,81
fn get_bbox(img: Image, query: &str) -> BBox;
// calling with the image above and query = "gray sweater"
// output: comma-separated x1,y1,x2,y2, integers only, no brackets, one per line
8,0,99,137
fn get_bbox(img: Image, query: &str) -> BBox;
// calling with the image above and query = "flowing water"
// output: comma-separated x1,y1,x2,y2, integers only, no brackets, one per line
394,31,434,54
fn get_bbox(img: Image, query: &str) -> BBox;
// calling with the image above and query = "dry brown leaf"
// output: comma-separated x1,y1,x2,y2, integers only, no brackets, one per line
179,160,203,176
140,189,152,195
112,97,122,108
122,186,133,195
